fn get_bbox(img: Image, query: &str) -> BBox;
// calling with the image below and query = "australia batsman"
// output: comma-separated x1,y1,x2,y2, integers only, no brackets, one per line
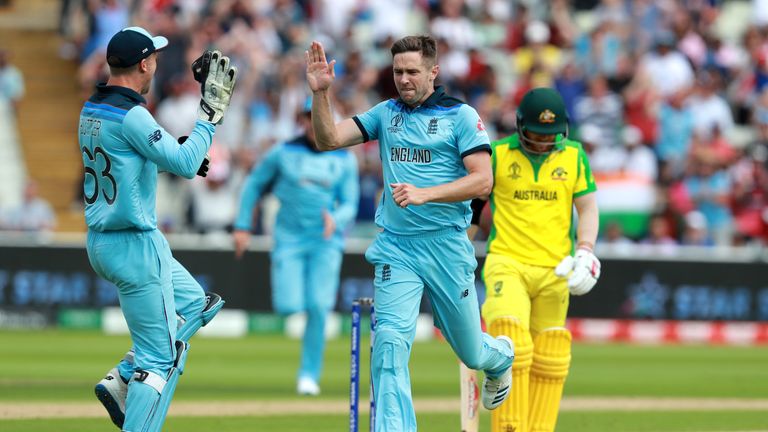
473,87,601,432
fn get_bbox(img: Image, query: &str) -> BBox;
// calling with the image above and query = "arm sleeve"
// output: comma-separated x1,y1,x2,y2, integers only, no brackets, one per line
331,152,360,230
352,100,388,143
123,107,214,179
574,143,598,197
455,104,491,158
233,145,282,231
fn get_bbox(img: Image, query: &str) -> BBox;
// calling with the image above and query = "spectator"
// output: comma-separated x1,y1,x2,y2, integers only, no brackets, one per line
639,213,679,255
681,210,714,246
1,180,56,232
687,70,734,140
574,75,623,146
189,147,240,234
513,20,562,86
730,144,768,245
638,30,694,98
0,49,24,116
81,0,129,62
682,153,733,246
656,89,694,183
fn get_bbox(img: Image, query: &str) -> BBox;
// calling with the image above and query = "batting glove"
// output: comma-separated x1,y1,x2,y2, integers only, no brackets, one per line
554,248,601,296
196,50,238,124
178,136,210,177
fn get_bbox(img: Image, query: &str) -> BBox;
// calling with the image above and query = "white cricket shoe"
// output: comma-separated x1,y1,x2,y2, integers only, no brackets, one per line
297,377,320,396
481,336,513,410
95,367,128,428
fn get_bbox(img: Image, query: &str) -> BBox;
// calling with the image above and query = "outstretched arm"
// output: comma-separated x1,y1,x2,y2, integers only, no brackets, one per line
305,41,364,150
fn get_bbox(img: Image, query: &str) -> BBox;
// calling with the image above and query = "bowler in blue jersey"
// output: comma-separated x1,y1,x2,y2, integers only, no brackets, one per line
306,35,514,431
233,104,359,396
81,27,236,431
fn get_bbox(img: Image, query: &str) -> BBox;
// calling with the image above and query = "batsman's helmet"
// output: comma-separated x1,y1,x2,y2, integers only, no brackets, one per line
516,87,569,154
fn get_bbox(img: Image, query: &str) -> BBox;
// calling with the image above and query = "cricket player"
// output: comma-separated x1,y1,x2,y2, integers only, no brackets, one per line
233,101,359,396
81,27,236,431
474,87,601,432
306,35,514,431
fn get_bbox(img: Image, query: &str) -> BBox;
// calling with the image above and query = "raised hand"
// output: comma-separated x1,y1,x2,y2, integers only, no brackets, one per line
197,50,238,125
305,41,336,92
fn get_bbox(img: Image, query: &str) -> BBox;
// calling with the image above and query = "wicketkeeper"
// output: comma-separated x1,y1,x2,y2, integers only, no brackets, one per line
81,27,236,431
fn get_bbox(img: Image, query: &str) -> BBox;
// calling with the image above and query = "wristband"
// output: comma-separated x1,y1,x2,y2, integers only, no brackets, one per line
577,241,594,252
470,198,486,224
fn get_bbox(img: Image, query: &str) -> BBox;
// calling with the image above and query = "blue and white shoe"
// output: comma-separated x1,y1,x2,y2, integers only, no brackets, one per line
95,367,127,428
482,336,513,410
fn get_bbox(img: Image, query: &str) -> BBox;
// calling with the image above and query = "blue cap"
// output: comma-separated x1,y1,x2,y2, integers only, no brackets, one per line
106,26,169,67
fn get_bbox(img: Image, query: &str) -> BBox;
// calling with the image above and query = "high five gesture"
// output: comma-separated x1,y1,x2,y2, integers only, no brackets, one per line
305,41,336,93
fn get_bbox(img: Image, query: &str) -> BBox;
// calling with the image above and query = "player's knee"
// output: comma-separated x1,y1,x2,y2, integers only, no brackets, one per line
305,298,334,317
491,316,533,370
371,329,410,375
531,327,571,380
461,354,483,371
272,296,302,315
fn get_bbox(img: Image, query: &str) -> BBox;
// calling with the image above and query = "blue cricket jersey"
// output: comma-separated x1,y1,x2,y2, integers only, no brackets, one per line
353,86,491,235
234,135,359,246
78,84,214,232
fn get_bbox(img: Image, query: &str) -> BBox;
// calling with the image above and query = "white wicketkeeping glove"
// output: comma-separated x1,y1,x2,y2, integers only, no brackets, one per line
554,249,601,296
197,50,238,124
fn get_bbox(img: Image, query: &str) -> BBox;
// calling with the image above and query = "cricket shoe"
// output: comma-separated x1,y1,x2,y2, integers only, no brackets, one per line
95,367,127,428
481,335,513,410
297,377,320,396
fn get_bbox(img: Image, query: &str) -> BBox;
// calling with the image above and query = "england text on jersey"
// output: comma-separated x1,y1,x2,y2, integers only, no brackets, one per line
390,147,432,163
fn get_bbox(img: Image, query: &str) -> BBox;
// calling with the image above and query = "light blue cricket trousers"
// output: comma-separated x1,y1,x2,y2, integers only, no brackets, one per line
365,228,514,432
271,238,343,382
86,229,206,381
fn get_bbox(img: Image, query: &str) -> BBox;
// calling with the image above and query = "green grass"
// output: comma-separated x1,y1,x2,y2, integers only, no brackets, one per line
1,330,767,431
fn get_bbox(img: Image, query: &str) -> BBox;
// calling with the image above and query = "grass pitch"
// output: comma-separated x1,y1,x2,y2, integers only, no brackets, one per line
0,330,766,431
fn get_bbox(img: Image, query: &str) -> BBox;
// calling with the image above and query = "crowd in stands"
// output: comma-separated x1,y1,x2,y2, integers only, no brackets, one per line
6,0,768,249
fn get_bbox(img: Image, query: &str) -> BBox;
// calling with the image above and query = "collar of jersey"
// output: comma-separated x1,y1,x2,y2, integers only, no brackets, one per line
96,84,146,105
503,133,566,152
396,85,453,111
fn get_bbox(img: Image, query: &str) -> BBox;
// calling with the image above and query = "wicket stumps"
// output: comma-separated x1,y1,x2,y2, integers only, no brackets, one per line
349,297,375,432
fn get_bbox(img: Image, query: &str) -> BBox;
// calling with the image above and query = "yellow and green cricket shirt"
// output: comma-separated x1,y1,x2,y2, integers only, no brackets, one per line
487,133,596,267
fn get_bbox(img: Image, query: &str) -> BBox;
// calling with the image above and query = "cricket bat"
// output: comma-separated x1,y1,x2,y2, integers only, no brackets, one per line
459,361,480,432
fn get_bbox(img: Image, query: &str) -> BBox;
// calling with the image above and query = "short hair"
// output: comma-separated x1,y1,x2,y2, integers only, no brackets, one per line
108,62,139,77
390,35,438,66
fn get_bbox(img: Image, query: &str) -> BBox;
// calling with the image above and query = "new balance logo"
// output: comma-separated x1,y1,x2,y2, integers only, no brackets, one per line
148,130,162,145
381,264,391,282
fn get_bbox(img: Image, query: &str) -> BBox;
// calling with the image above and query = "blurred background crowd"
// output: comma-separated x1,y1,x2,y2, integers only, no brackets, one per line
3,0,768,250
